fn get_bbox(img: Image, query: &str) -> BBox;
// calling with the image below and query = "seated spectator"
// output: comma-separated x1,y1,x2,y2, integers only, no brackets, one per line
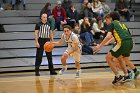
100,0,111,15
91,0,104,17
52,1,67,31
12,0,26,10
62,0,72,11
115,0,130,21
73,23,95,54
80,0,96,19
40,3,55,30
66,3,78,28
82,0,92,3
73,23,80,36
80,17,95,46
92,16,106,39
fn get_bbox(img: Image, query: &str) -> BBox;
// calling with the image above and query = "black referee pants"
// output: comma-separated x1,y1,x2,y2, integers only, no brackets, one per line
35,38,55,72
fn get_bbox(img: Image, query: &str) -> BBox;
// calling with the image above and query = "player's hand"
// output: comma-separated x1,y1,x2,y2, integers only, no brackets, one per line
36,42,40,48
94,45,101,53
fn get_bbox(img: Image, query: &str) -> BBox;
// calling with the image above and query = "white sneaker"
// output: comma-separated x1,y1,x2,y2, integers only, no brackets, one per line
75,69,81,78
58,67,67,75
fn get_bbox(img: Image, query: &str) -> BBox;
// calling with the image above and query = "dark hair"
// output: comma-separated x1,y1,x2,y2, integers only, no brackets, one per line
63,25,72,30
74,23,79,27
97,16,103,22
40,3,51,16
44,3,51,9
110,11,120,21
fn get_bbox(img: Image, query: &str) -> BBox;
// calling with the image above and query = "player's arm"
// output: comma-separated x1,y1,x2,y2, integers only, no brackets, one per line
104,36,115,45
98,32,112,48
52,35,64,46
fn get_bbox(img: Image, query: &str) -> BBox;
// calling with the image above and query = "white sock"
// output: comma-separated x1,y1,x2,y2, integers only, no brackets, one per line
116,74,120,78
77,69,81,72
63,65,67,69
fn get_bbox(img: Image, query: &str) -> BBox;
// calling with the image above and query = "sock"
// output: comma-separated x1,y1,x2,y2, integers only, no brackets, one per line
77,69,81,72
116,74,120,78
63,65,67,69
133,68,137,73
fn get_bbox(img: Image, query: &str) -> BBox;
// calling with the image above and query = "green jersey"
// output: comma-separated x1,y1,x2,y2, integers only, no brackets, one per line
106,20,132,43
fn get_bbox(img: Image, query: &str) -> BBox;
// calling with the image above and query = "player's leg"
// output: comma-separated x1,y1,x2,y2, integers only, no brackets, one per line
122,39,139,79
117,56,132,82
58,51,69,75
75,61,81,78
113,58,134,79
106,52,124,84
73,51,81,78
124,57,140,79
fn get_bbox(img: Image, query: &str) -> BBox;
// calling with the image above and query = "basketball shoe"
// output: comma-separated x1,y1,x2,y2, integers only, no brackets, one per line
75,69,81,78
58,66,67,75
112,75,124,84
134,70,140,79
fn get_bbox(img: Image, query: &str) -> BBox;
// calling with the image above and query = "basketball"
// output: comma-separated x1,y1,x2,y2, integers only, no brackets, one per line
44,42,54,52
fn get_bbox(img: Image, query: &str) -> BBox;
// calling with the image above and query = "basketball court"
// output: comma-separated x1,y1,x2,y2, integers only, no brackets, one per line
0,68,140,93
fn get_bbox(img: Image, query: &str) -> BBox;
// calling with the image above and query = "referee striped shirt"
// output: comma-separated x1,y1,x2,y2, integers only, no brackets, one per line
35,22,51,38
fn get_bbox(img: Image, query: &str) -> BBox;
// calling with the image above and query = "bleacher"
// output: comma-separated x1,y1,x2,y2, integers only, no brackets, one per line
0,0,140,73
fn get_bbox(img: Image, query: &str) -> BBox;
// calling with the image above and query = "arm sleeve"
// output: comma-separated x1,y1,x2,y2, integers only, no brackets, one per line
72,34,79,43
106,23,114,33
35,23,40,30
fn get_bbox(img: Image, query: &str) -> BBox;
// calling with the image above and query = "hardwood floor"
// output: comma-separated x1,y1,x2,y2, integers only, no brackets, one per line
0,69,140,93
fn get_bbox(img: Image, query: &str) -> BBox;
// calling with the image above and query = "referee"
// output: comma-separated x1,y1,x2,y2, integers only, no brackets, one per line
34,13,57,76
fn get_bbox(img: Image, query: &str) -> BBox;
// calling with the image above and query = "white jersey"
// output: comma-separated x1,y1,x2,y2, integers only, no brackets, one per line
62,32,81,62
62,32,81,49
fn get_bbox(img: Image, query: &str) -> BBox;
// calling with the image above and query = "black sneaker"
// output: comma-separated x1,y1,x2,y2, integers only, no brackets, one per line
112,75,124,84
50,71,57,75
35,67,40,76
35,71,40,76
121,75,132,83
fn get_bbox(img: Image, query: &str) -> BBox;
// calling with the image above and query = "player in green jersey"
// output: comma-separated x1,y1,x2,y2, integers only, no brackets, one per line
95,12,139,84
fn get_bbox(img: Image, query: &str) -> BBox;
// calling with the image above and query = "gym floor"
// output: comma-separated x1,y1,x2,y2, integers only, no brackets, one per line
0,68,140,93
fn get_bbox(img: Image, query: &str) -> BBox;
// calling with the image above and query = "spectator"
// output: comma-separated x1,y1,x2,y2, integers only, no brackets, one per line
91,0,104,17
81,0,92,3
80,17,95,46
115,0,130,21
100,0,111,15
92,16,106,39
40,3,55,30
52,1,67,31
62,0,72,11
73,23,95,54
66,3,78,28
80,0,96,19
12,0,26,10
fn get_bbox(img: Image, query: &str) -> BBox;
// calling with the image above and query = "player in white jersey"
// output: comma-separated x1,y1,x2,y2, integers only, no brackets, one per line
53,25,81,77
